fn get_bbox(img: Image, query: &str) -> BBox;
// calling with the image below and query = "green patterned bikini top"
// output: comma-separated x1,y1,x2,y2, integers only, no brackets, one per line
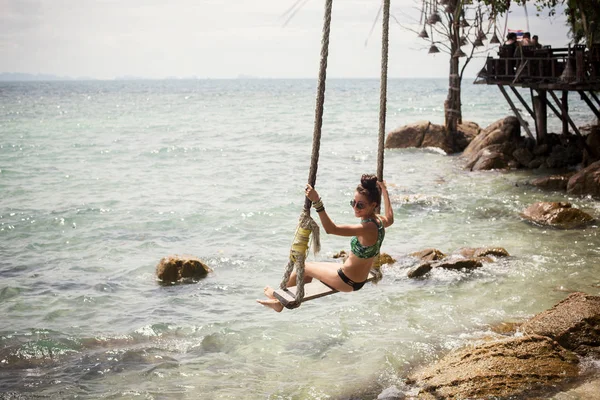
350,217,385,259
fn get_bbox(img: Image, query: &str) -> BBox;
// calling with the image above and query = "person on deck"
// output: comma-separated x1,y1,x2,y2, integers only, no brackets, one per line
521,32,532,46
258,174,394,312
531,35,542,49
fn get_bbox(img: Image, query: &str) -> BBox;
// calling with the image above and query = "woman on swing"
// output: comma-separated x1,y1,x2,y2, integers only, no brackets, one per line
258,174,394,312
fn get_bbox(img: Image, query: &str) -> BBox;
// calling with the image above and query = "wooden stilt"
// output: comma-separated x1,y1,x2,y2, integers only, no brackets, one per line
532,89,547,143
549,90,582,137
510,86,535,118
561,90,569,135
577,90,600,120
498,84,535,140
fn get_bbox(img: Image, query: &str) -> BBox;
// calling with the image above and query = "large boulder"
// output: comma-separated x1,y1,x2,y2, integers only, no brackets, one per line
407,247,509,278
566,159,600,198
385,121,480,154
156,255,212,283
462,116,521,158
520,201,595,229
386,121,454,154
407,335,579,399
520,292,600,357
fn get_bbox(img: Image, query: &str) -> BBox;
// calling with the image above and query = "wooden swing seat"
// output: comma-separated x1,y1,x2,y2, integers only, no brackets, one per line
272,271,376,309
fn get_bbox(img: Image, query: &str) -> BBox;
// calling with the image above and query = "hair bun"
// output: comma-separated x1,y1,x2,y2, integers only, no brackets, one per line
361,174,378,190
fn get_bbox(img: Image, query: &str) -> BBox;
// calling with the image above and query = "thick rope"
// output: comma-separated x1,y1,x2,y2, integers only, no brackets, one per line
279,0,332,309
373,0,391,279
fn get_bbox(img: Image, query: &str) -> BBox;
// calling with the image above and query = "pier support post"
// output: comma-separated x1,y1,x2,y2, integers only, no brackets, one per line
533,90,548,144
562,91,569,135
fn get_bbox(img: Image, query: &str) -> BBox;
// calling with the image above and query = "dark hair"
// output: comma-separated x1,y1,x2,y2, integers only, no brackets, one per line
356,174,381,206
507,32,517,40
523,32,531,39
532,35,538,40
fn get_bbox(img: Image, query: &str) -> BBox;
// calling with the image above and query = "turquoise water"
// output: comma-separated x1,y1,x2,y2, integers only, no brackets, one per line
1,79,599,399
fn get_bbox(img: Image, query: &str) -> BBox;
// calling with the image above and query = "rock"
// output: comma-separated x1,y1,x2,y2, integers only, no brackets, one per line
156,255,212,283
566,160,600,198
377,386,405,400
520,292,600,357
521,201,595,229
332,250,348,260
462,116,521,158
408,335,579,399
545,144,569,169
385,121,455,154
468,148,510,171
512,147,534,167
530,173,575,192
473,247,510,258
407,262,432,278
528,157,546,169
453,247,476,258
409,248,446,262
433,258,483,271
378,252,396,265
385,121,429,149
533,143,550,156
455,121,482,151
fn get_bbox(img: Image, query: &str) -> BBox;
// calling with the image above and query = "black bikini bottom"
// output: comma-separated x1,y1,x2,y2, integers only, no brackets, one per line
337,268,367,291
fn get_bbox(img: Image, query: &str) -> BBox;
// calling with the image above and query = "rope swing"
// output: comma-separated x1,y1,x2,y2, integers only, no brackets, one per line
278,0,333,309
277,0,390,308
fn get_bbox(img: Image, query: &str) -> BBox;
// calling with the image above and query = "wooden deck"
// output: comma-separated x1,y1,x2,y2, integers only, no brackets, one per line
476,44,600,91
475,44,600,142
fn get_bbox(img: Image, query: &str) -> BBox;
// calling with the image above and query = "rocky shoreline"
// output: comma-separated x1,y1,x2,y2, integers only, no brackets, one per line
378,120,600,399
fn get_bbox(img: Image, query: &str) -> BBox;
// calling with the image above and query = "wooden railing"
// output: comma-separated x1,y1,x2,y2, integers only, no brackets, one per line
480,43,600,84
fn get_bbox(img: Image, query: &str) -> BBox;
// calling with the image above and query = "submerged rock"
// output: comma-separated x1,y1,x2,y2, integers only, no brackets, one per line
530,172,575,192
520,201,595,229
408,335,579,399
520,292,600,357
407,247,509,278
409,248,446,262
156,255,212,283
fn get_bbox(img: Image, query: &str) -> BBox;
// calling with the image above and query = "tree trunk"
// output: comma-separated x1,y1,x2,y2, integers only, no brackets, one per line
444,13,462,152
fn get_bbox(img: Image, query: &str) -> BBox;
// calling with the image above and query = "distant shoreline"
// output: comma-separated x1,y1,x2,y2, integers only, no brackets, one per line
0,73,466,82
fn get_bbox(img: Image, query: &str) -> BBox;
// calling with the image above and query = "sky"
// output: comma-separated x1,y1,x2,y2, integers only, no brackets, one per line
0,0,572,79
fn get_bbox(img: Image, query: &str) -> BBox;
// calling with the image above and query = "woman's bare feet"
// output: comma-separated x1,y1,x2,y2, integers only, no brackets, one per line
257,286,284,312
257,298,284,312
263,286,276,299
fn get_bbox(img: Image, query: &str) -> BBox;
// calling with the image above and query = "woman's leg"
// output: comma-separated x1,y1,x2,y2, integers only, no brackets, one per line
304,262,353,293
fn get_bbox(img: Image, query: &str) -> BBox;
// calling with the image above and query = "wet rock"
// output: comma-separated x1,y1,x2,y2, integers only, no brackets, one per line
512,147,534,167
377,386,406,400
332,250,348,260
520,292,600,357
521,201,595,229
566,160,600,198
156,255,212,283
473,247,510,258
385,121,454,154
407,262,432,278
530,173,575,192
409,335,579,399
467,147,511,171
433,258,483,271
378,252,396,265
409,248,445,262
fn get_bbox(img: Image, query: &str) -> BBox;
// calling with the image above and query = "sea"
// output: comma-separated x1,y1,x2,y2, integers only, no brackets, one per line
1,78,599,399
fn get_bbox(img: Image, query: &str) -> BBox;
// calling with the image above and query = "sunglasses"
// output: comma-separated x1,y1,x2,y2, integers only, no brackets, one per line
350,200,366,210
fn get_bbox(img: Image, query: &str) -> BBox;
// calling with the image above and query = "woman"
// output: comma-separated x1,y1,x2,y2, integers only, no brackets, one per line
258,174,394,312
